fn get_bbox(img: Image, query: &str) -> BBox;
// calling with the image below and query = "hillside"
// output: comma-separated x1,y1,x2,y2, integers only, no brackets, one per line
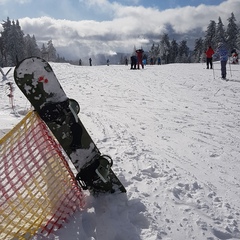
1,61,240,240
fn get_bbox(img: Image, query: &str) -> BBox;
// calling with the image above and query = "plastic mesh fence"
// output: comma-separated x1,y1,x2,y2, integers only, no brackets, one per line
0,111,85,240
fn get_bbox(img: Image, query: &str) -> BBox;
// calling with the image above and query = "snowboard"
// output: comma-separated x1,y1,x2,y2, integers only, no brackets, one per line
14,57,126,195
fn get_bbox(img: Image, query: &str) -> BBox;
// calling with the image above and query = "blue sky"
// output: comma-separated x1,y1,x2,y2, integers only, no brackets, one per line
132,0,227,10
1,0,229,21
0,0,239,60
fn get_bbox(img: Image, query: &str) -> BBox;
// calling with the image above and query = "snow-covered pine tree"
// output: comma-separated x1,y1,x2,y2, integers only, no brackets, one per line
236,25,240,50
148,43,160,64
176,40,189,63
193,37,204,63
41,43,48,60
1,18,26,65
15,20,25,62
1,17,12,66
47,40,57,62
7,20,25,65
24,34,41,58
204,20,216,48
226,12,238,51
169,39,178,63
160,33,171,64
215,17,227,47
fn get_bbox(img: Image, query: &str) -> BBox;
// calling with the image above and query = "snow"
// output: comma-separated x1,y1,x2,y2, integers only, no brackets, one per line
1,61,240,240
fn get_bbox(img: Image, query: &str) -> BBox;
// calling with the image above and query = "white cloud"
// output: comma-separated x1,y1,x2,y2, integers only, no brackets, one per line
107,50,117,56
18,0,240,59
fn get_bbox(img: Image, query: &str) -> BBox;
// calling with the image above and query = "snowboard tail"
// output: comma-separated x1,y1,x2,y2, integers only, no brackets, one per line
14,57,126,195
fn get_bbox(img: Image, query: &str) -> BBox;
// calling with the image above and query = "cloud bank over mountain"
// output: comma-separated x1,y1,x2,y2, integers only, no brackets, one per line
13,0,240,59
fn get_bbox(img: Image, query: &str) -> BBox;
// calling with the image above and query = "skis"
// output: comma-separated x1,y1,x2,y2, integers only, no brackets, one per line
14,57,126,195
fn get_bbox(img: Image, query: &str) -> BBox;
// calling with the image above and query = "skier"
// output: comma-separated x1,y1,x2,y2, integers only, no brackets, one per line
205,46,214,69
143,59,147,66
231,49,238,64
130,55,137,69
214,42,228,79
136,49,144,69
150,58,154,65
89,58,92,66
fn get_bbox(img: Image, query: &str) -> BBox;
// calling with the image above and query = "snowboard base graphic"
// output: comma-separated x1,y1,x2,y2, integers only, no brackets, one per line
14,57,126,195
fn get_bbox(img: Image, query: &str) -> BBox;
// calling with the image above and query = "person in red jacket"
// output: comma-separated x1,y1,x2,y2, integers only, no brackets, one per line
205,46,215,69
136,49,144,69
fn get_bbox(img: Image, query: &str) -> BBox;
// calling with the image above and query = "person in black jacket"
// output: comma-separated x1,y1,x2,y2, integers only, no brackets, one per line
130,55,137,69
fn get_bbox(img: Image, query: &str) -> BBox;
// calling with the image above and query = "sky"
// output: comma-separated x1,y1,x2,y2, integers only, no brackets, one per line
0,0,240,60
0,0,230,21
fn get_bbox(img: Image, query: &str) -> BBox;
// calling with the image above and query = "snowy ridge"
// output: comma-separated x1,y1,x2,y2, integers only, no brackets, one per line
1,62,240,239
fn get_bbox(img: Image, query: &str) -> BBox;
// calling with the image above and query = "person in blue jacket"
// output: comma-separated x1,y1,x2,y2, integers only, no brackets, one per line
215,42,229,79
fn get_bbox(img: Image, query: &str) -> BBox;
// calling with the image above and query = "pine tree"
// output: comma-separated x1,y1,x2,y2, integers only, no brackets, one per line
226,12,238,51
176,40,189,63
24,34,41,58
215,17,226,47
236,25,240,50
1,17,12,66
15,20,25,62
148,43,160,64
4,20,25,65
193,38,204,63
169,39,178,63
204,20,216,48
0,18,40,66
0,35,4,67
0,17,59,66
47,40,57,61
56,54,67,63
41,43,48,60
160,33,171,64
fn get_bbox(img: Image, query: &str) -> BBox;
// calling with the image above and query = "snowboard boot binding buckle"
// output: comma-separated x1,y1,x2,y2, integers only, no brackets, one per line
76,155,114,194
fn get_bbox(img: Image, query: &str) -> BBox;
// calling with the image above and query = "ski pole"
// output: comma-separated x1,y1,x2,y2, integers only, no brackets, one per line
228,58,232,77
212,62,215,79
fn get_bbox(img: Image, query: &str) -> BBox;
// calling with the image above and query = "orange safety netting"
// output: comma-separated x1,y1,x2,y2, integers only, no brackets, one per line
0,111,85,240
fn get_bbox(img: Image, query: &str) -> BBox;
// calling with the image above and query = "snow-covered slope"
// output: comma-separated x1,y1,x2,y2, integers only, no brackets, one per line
1,61,240,240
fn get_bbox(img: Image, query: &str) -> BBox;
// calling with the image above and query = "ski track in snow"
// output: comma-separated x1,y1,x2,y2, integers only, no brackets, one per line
1,62,240,240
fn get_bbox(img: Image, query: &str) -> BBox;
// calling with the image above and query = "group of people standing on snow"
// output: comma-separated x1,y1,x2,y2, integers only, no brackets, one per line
205,43,238,80
130,49,145,70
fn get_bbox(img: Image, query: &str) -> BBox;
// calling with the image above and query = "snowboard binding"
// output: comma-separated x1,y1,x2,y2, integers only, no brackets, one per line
39,100,69,123
76,155,117,194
